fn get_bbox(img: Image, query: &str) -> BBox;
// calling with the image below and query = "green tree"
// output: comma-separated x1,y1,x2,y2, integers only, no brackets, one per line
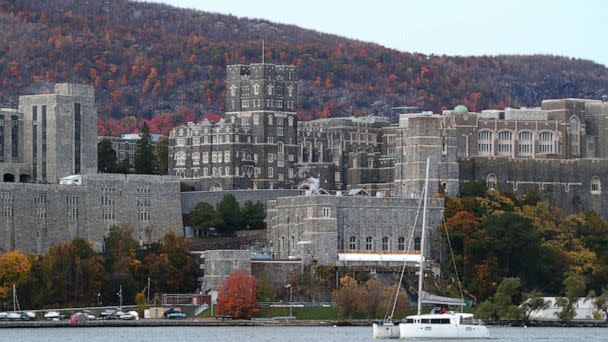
190,202,223,232
102,224,141,306
555,271,585,322
241,200,266,229
133,123,158,174
217,194,242,234
593,290,608,322
156,138,169,175
98,139,118,173
521,290,549,323
477,277,523,321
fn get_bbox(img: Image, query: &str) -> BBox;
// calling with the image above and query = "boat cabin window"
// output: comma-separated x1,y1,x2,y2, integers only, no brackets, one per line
420,319,430,324
430,318,451,324
405,319,414,323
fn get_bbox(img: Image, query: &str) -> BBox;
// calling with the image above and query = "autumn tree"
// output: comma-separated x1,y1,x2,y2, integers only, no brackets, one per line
333,275,363,319
133,123,158,174
380,285,409,321
102,224,141,306
360,278,384,319
216,269,259,319
0,251,32,305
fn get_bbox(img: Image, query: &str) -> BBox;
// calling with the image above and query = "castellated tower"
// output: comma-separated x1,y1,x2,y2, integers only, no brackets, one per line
394,113,459,198
19,84,97,183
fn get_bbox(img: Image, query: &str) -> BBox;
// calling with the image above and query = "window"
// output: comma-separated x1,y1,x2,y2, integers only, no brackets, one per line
478,130,493,156
349,236,357,250
267,115,273,125
175,152,186,166
335,172,341,182
268,167,274,178
366,236,373,250
486,173,497,190
202,152,209,163
224,150,231,163
518,131,534,158
266,137,274,144
570,116,580,155
74,104,81,174
387,148,395,156
192,152,200,165
414,237,421,251
382,237,389,251
398,237,405,251
591,176,601,195
496,130,513,156
539,131,554,154
277,127,284,136
321,207,331,217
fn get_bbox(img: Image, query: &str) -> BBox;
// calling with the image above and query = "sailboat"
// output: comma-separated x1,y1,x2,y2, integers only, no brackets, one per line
398,158,490,339
7,284,35,321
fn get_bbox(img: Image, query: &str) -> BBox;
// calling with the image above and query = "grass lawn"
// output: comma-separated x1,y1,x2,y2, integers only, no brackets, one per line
255,306,368,320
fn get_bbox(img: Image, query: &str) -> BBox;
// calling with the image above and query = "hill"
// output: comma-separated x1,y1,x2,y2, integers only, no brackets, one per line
0,0,607,135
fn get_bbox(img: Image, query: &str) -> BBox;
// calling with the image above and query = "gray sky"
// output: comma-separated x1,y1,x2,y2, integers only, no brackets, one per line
146,0,608,67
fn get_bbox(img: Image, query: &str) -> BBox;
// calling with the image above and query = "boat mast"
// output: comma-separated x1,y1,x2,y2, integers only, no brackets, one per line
13,284,16,312
417,158,430,316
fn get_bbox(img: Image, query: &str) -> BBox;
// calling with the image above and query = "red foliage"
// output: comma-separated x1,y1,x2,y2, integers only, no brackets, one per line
215,269,258,319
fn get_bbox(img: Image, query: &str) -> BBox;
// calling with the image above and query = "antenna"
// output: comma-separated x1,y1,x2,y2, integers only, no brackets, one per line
262,39,265,64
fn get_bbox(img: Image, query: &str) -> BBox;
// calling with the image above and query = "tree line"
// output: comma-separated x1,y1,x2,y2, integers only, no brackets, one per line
0,225,195,310
442,181,608,317
189,194,266,235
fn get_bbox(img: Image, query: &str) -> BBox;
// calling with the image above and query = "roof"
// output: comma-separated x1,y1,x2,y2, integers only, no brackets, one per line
454,105,469,115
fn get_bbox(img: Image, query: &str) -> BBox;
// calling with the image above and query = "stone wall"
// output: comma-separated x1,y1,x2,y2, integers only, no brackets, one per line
459,157,608,216
0,174,183,254
200,249,251,293
251,259,303,289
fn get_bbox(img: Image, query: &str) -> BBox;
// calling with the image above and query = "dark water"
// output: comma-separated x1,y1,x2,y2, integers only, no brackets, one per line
0,326,606,342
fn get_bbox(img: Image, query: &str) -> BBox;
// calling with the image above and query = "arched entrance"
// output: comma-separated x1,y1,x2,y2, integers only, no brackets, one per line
19,174,31,183
3,173,15,182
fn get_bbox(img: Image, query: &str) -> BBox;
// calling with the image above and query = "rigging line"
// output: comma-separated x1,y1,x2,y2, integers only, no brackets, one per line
441,215,465,312
384,185,425,322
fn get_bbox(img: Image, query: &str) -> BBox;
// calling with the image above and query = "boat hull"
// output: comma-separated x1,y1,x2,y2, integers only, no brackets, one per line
399,322,490,339
372,322,400,339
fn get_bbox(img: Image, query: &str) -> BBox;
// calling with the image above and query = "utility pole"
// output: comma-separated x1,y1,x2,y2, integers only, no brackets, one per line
285,284,293,318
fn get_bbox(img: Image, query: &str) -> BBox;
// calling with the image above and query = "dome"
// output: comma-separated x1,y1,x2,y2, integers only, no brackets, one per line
454,105,469,115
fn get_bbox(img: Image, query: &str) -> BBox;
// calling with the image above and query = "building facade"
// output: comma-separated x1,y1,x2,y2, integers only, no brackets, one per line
266,194,444,265
169,63,299,191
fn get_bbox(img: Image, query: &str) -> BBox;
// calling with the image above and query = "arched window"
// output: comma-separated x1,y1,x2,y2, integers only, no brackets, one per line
414,237,421,251
591,176,601,195
486,173,498,190
538,131,555,154
518,131,534,158
349,236,357,250
398,237,405,251
382,237,389,251
175,152,186,166
290,236,295,253
365,236,373,251
496,130,513,156
478,130,493,156
192,152,200,165
569,116,580,155
277,142,284,154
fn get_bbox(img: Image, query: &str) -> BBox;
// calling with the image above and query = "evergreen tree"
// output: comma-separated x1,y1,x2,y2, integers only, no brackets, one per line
156,138,169,175
190,202,223,231
217,194,242,234
98,139,118,173
133,123,158,174
241,200,266,229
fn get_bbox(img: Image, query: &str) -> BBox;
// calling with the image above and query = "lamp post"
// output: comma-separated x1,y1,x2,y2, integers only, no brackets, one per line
97,292,102,307
285,283,293,318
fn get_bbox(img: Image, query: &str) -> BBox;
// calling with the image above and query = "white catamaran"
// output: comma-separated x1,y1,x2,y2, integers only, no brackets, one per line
374,158,491,339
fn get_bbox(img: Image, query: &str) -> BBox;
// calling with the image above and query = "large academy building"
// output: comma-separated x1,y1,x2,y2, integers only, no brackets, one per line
0,84,182,254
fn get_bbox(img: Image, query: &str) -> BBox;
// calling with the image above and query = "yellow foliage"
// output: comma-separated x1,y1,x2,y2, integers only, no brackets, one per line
0,251,32,298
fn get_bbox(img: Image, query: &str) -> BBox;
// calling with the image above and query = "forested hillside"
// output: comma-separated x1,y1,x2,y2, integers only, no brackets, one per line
0,0,607,135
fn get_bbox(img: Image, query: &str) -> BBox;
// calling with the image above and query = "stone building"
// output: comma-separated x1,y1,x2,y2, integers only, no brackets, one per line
0,84,183,255
168,62,299,191
0,173,182,254
99,133,165,165
266,193,444,265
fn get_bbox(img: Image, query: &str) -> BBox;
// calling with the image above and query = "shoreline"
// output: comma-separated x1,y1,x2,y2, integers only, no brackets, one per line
1,319,607,329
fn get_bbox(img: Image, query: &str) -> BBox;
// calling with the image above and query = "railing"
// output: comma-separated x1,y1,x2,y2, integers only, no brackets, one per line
338,249,420,255
258,301,335,308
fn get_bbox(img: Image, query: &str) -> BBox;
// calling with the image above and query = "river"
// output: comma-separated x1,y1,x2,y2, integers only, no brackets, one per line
0,326,605,341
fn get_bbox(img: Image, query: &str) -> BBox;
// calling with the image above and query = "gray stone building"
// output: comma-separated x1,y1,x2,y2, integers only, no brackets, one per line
169,62,299,191
0,84,183,255
266,194,444,265
99,133,165,167
0,173,182,254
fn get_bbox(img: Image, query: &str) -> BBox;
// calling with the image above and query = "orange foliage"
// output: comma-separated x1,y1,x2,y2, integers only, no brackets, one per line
216,269,259,319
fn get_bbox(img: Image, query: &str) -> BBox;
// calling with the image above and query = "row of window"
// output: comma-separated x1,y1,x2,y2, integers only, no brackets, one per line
486,173,602,195
478,130,556,156
176,166,295,179
347,236,421,251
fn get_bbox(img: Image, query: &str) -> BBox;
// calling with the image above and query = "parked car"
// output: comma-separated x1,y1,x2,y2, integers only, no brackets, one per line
166,312,187,320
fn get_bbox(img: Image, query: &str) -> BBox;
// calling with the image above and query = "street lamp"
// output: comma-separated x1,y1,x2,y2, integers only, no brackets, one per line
284,283,293,318
97,292,102,307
